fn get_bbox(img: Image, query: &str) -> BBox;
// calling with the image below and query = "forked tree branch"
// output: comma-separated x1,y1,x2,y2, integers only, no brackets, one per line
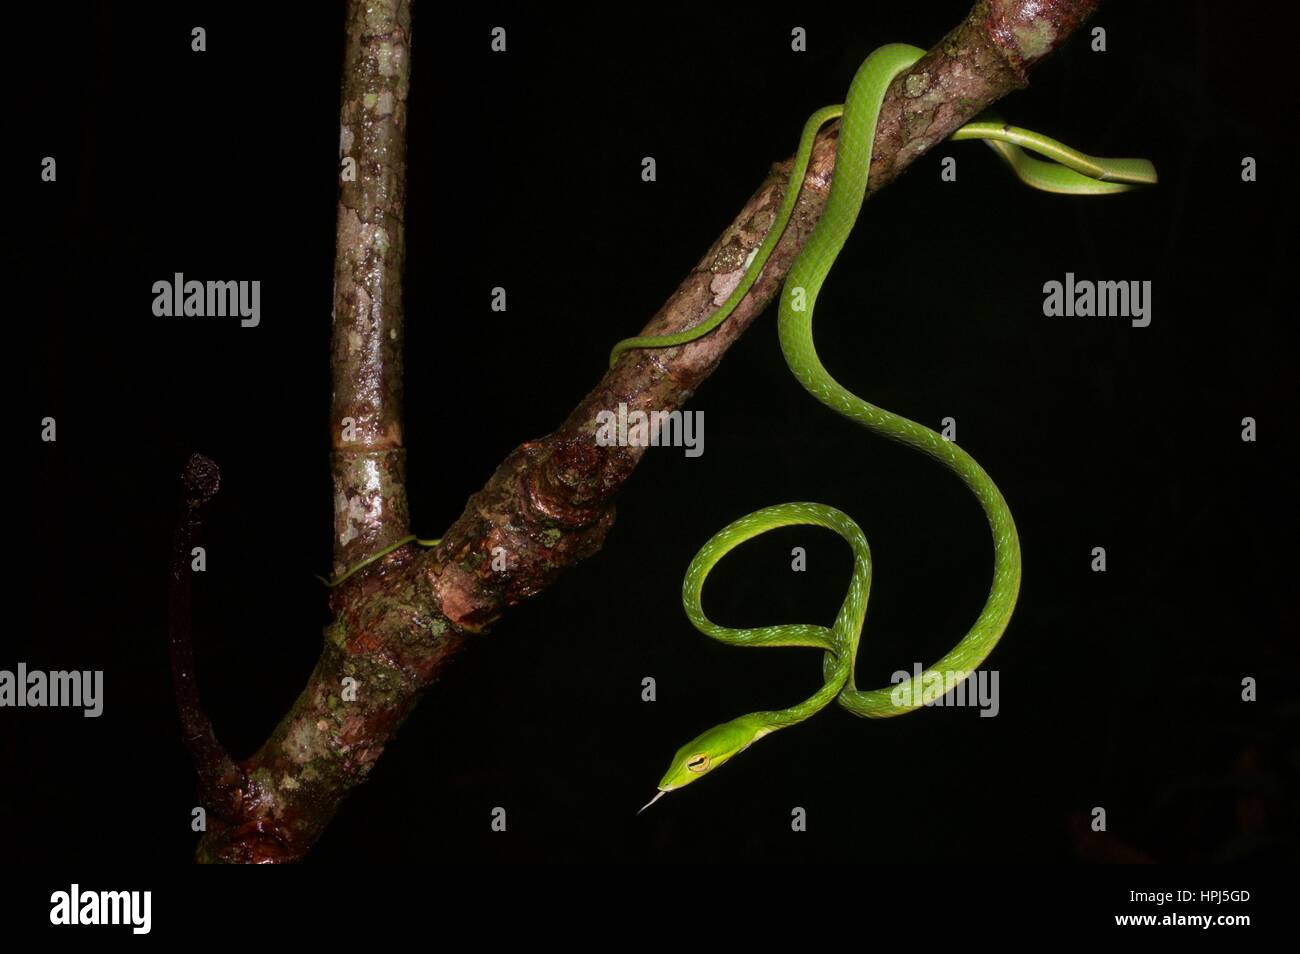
177,0,1100,863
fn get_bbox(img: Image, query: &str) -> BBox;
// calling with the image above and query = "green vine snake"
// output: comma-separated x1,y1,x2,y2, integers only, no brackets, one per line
317,42,1154,807
604,43,1156,813
316,535,440,588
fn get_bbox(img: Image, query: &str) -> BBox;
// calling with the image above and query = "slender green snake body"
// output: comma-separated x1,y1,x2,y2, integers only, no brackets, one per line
608,44,1156,811
317,535,441,588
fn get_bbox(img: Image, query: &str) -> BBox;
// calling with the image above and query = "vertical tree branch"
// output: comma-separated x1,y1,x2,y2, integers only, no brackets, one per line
328,0,413,576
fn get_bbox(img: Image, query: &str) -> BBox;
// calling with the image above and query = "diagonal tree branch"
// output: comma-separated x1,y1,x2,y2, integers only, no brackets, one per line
185,0,1100,863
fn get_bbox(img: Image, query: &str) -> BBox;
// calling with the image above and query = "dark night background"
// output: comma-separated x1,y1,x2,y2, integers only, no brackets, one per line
4,2,1294,864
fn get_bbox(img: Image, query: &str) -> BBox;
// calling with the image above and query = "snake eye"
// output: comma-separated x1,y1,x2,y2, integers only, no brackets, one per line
686,753,710,774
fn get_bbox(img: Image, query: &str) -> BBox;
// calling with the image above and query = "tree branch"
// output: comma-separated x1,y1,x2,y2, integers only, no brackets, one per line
186,0,1100,863
168,455,247,830
328,0,413,576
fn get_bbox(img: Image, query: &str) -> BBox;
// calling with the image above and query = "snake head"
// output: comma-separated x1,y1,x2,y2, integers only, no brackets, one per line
639,715,773,813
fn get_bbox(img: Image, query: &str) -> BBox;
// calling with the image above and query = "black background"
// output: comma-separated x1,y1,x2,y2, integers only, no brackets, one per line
5,1,1294,864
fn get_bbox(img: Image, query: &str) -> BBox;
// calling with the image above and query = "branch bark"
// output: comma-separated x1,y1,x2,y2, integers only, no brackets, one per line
328,0,413,576
185,0,1099,863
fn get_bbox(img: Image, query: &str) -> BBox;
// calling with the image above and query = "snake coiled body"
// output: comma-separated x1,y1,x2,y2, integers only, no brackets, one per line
613,44,1155,808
